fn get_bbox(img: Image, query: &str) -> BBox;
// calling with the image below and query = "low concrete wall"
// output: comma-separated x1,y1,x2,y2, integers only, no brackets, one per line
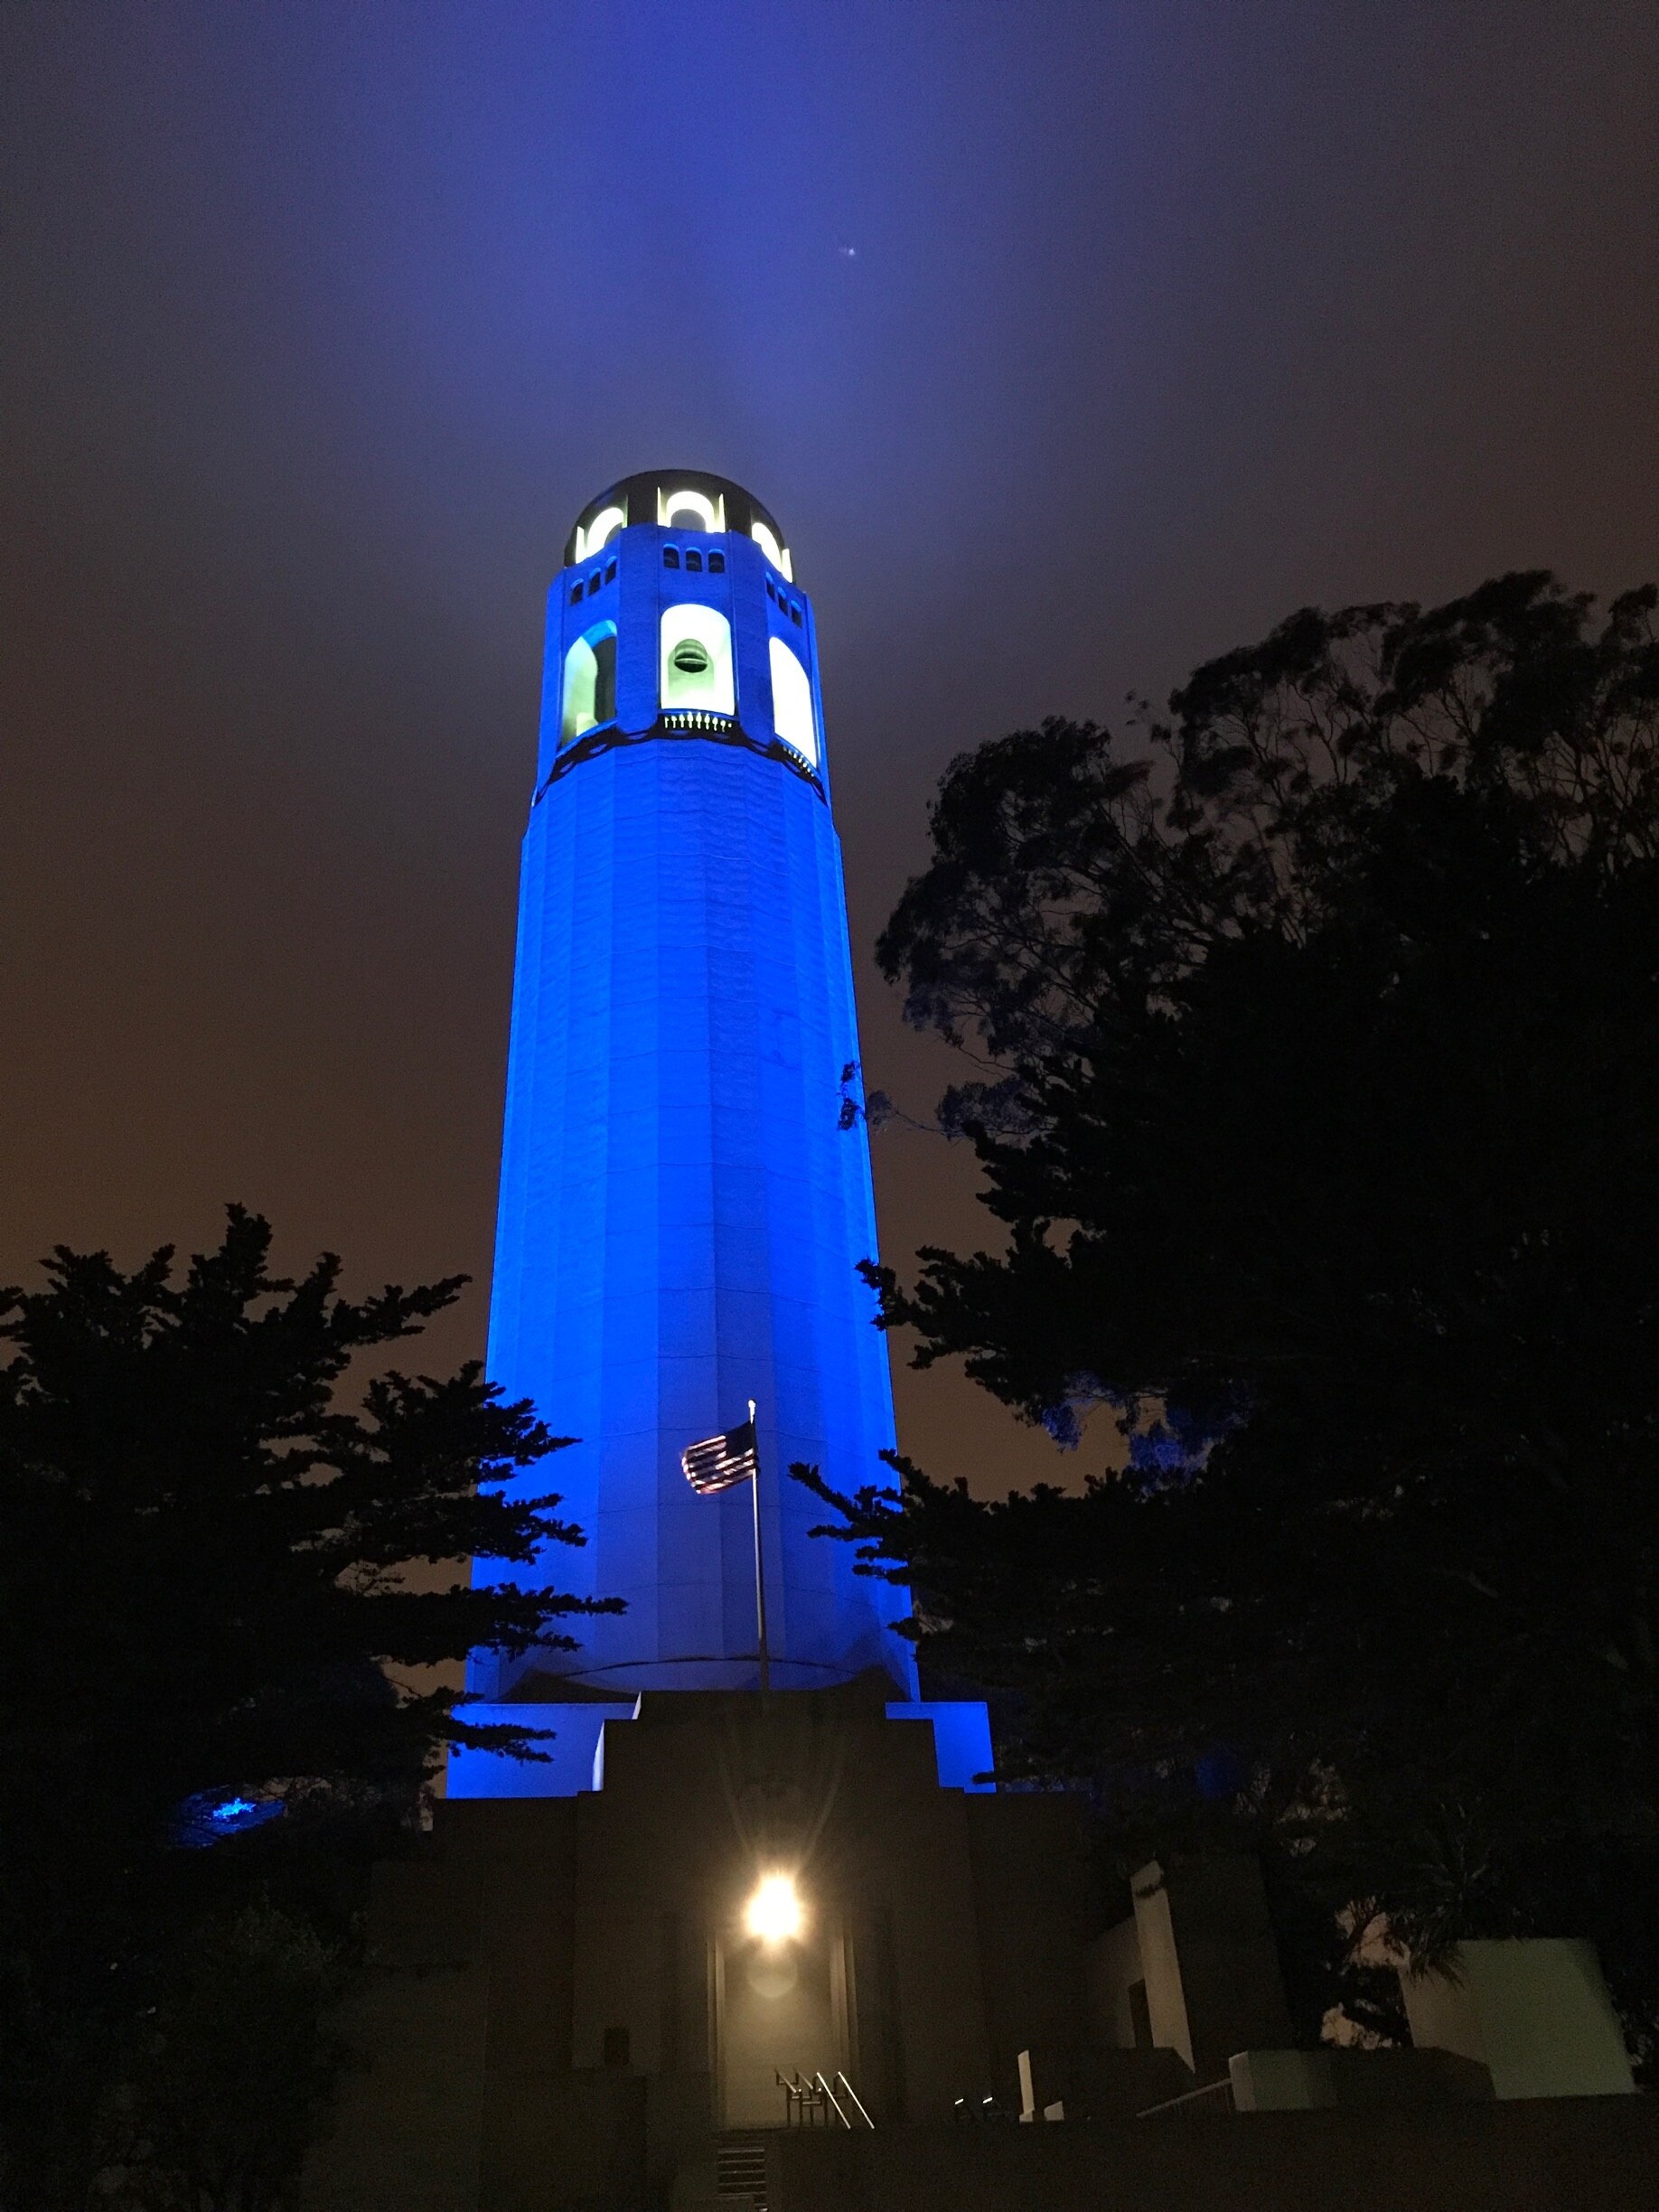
1401,1941,1636,2099
1230,2045,1494,2113
770,2097,1659,2212
1129,1858,1294,2079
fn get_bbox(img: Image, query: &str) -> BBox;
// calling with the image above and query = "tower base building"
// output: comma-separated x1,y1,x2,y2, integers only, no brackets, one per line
310,1682,1093,2209
305,1682,1649,2212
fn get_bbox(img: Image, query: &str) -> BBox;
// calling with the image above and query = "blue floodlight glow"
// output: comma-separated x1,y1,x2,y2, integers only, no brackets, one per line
173,1788,286,1848
886,1700,996,1793
464,473,917,1712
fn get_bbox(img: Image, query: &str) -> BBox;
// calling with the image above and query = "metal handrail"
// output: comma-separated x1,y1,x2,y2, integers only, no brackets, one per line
1137,2076,1235,2119
774,2068,875,2131
832,2071,875,2129
775,2069,828,2126
814,2072,851,2129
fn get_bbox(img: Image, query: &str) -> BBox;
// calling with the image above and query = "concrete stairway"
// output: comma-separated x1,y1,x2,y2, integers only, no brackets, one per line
714,2130,770,2207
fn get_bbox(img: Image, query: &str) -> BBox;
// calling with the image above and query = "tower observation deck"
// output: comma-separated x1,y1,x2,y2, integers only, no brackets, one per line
464,471,917,1721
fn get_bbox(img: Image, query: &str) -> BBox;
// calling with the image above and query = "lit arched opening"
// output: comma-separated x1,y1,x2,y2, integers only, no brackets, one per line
661,605,736,716
660,486,725,534
560,622,618,747
750,520,793,581
768,636,817,766
577,506,625,561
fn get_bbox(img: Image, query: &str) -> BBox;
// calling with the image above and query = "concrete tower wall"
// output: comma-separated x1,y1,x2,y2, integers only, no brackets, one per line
469,474,914,1699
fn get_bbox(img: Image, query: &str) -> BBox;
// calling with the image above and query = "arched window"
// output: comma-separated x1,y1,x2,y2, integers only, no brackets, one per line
560,623,617,747
769,636,817,766
750,520,792,581
660,486,724,534
577,506,624,561
660,604,735,716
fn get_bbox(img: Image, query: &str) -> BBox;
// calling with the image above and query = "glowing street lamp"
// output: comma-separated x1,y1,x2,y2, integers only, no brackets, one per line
745,1872,803,1945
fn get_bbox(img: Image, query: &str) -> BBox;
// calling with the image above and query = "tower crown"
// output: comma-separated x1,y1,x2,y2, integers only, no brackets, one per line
542,468,819,795
566,470,792,577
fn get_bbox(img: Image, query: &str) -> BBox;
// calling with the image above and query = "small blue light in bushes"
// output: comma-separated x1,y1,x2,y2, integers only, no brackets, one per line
1195,1748,1246,1801
173,1788,286,1848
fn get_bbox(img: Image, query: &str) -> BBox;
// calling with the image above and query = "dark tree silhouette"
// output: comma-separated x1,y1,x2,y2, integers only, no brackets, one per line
0,1206,614,2207
801,573,1659,2048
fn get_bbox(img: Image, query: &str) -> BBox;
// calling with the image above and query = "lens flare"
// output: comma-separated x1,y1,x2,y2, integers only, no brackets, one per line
745,1872,803,1945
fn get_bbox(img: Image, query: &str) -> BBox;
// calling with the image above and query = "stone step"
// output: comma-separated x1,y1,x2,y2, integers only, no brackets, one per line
714,2128,770,2205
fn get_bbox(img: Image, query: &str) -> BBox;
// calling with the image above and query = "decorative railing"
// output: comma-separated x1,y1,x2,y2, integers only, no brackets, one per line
543,714,824,800
661,708,736,733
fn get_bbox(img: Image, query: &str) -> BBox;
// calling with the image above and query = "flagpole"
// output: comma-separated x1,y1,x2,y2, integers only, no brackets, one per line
748,1398,770,1693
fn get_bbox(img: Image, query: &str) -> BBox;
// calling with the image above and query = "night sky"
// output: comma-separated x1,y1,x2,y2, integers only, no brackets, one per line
5,2,1656,1493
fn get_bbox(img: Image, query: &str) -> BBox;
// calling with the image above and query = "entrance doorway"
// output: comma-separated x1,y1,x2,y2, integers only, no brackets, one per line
717,1927,846,2126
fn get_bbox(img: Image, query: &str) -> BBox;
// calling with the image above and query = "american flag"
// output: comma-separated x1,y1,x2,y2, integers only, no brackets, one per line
681,1414,759,1495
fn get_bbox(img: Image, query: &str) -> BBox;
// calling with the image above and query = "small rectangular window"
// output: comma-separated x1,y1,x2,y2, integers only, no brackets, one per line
708,551,726,572
587,573,604,595
789,603,802,625
765,579,776,601
605,560,617,583
686,549,703,572
569,584,583,604
663,548,680,568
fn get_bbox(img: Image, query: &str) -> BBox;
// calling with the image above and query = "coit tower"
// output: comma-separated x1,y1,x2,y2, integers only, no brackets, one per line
467,472,915,1708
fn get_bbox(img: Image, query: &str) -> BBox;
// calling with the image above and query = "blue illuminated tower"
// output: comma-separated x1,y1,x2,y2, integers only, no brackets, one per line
464,471,917,1749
